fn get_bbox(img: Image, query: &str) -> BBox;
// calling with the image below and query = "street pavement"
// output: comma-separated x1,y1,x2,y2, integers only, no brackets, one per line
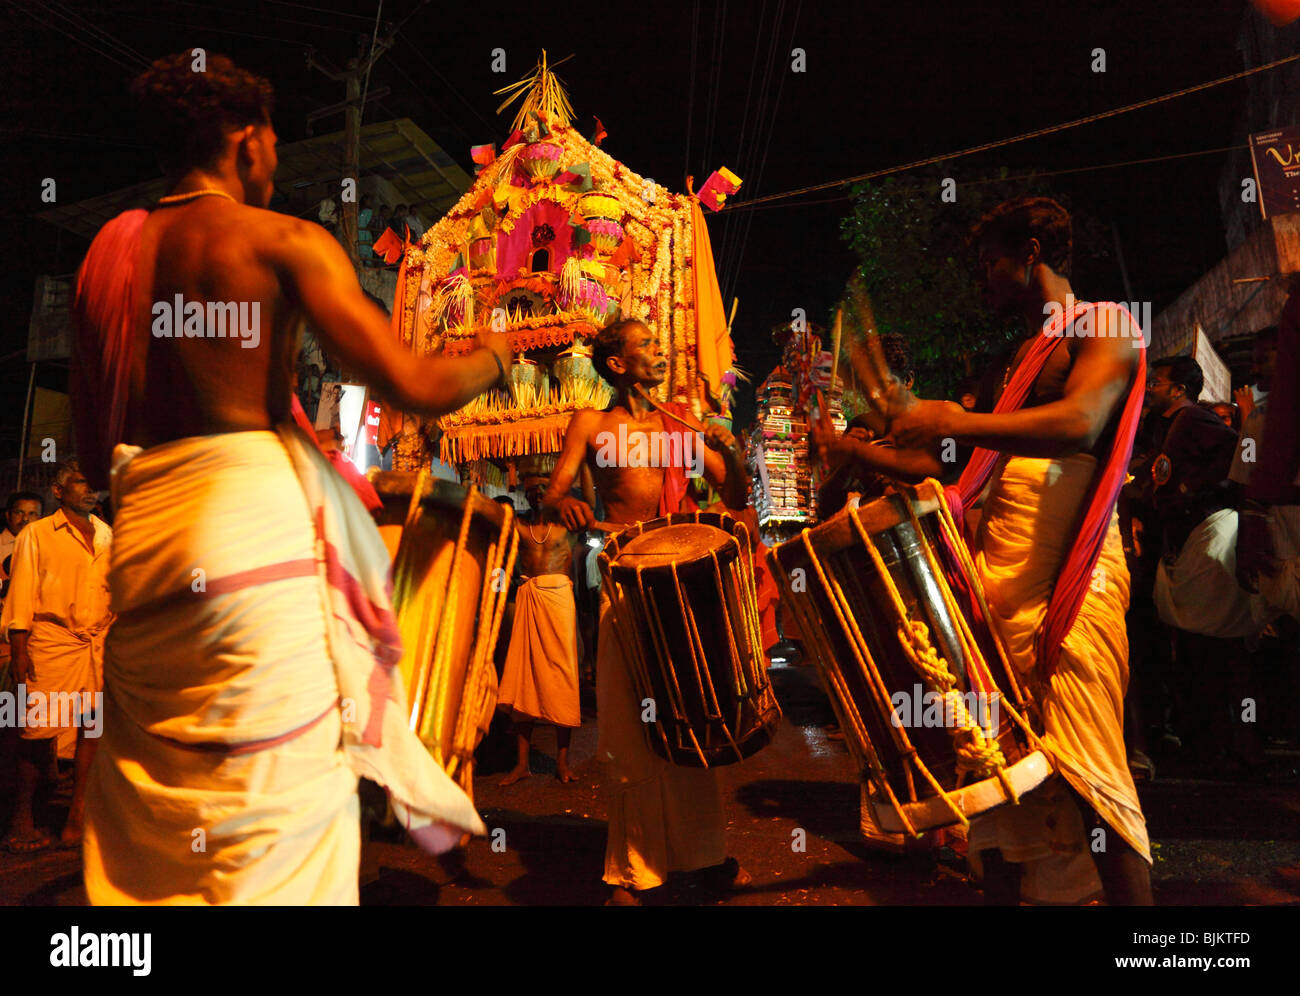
2,664,1298,905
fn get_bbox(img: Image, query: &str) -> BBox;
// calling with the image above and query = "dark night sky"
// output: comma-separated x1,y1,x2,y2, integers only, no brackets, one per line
0,0,1257,448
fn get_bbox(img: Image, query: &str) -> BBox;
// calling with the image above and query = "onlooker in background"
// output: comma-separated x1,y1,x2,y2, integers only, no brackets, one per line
1207,400,1239,433
1,462,112,852
358,195,376,265
956,375,980,412
1,492,44,774
403,203,426,240
373,203,391,249
1,491,43,591
1140,356,1253,774
497,476,583,786
388,203,409,241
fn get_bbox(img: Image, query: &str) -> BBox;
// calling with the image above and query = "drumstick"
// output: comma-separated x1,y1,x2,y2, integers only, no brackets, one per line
633,383,709,433
829,306,843,395
844,275,915,426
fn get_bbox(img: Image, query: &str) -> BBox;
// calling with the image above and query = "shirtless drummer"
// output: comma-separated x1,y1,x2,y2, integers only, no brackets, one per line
542,317,751,905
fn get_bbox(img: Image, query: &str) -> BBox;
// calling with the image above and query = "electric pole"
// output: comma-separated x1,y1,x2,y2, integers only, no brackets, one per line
305,30,394,272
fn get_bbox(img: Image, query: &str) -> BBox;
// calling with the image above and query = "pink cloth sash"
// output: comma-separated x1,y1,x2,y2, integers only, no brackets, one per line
944,301,1146,678
71,209,149,492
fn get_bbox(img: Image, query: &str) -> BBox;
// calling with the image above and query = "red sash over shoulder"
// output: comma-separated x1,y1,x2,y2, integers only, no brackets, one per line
944,301,1146,678
657,402,701,516
71,209,149,492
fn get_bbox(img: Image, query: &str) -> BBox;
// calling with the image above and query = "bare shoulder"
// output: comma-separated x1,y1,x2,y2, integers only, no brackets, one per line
250,209,337,261
567,406,605,442
1083,303,1140,368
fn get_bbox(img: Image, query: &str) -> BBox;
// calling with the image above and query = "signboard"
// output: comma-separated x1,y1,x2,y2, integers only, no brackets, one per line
315,381,368,467
27,274,74,362
1249,127,1300,220
1193,324,1231,404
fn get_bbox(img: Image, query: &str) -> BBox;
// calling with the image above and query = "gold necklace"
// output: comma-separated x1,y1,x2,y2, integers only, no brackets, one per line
157,189,236,206
526,517,553,545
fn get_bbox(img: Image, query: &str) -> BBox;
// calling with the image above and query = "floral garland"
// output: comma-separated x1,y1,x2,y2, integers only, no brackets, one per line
440,321,596,356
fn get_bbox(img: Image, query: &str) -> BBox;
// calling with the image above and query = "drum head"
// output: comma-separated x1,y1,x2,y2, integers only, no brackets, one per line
612,522,734,569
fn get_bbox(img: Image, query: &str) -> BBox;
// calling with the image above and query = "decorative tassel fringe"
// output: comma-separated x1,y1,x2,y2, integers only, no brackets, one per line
440,414,575,465
559,254,582,307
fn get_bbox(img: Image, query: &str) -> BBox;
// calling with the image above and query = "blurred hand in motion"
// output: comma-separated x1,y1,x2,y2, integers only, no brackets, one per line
890,399,964,453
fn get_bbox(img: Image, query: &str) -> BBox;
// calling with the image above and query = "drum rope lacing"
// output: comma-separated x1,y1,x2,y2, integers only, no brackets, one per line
600,512,776,767
845,509,1007,782
397,476,517,794
785,481,1051,836
921,494,1049,762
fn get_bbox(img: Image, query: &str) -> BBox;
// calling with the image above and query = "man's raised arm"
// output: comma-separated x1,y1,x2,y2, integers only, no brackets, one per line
275,221,510,416
894,308,1138,458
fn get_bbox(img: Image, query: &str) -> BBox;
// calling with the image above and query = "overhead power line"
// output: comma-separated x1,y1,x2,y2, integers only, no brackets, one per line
728,50,1300,211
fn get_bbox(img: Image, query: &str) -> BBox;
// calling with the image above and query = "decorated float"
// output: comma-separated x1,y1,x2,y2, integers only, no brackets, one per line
377,54,742,484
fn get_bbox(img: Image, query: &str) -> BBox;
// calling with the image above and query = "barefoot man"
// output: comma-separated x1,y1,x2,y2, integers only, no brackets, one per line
71,52,512,904
543,317,752,904
498,475,583,786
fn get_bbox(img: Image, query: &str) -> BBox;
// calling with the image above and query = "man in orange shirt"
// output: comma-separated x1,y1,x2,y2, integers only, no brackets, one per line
2,462,111,852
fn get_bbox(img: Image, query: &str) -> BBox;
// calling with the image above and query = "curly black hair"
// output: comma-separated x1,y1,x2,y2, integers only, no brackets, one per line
969,196,1072,277
130,51,274,177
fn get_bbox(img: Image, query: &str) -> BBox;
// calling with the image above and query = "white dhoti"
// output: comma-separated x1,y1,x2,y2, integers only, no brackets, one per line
1154,508,1286,638
21,622,105,759
968,455,1150,902
85,429,485,905
499,575,580,728
597,587,725,891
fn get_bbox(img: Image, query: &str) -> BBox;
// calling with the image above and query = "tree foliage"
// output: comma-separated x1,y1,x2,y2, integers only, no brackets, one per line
839,169,1109,400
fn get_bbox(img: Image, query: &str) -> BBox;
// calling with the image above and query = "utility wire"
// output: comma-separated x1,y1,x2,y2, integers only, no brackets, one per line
723,142,1252,214
727,50,1300,210
358,0,384,123
22,0,144,72
47,0,152,68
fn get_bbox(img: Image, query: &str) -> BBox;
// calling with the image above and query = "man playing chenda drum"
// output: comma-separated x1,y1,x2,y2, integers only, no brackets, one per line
873,197,1153,905
543,317,751,905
